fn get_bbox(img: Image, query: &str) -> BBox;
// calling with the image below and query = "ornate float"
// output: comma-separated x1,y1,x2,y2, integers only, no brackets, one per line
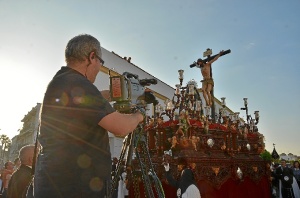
120,50,271,198
125,78,270,198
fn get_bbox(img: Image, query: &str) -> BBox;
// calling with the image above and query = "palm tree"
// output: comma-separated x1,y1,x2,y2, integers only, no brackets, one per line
0,134,12,165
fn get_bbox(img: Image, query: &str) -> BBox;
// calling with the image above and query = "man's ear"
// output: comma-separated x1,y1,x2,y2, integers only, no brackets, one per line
89,51,96,60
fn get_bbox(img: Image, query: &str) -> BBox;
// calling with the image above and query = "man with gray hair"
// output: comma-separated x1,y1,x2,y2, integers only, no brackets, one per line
34,34,144,198
7,145,35,198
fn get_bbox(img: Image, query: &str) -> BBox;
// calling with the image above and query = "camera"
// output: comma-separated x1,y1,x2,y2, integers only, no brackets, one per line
110,72,158,113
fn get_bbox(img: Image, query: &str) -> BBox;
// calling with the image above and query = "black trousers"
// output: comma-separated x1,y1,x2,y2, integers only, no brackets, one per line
281,187,295,198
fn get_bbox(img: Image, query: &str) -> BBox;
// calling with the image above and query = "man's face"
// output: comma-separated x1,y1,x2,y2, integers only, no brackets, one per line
90,56,103,83
86,52,104,83
281,160,286,167
6,162,14,170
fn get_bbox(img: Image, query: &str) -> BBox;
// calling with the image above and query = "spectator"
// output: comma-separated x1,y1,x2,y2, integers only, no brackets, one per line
1,161,14,198
292,161,300,189
7,145,36,198
118,166,129,198
270,163,279,198
275,159,297,198
164,157,201,198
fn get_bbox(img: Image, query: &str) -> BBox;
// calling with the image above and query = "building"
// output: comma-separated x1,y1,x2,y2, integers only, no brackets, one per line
279,152,299,161
9,103,41,160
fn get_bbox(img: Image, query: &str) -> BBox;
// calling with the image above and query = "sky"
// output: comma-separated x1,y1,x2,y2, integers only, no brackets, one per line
0,0,299,155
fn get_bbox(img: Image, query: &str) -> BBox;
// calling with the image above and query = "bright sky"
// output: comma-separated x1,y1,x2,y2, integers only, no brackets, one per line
0,0,299,155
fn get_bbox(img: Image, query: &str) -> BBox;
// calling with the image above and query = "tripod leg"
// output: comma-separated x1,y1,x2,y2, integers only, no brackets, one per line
115,125,165,198
110,132,133,196
140,138,165,198
125,131,135,168
134,127,165,198
135,142,155,198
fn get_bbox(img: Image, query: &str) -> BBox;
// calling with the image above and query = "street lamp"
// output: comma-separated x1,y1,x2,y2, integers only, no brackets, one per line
240,98,260,132
178,70,184,86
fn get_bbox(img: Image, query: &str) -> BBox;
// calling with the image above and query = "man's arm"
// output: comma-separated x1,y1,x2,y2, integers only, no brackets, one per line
207,50,224,65
98,111,144,136
165,170,179,188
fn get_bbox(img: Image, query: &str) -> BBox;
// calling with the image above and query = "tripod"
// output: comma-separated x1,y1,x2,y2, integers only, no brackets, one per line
110,118,165,198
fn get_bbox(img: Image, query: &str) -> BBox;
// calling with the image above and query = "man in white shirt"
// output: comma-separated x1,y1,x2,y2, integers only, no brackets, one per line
164,157,201,198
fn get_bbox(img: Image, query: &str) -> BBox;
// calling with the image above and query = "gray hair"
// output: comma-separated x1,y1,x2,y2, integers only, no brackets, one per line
65,34,102,64
19,144,35,163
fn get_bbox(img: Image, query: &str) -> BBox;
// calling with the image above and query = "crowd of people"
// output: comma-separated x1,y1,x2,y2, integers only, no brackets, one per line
111,156,202,198
0,145,35,198
270,159,300,198
2,148,300,198
1,155,200,198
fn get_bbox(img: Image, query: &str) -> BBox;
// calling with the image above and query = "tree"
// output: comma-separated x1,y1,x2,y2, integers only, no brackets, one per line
260,149,272,161
0,134,12,164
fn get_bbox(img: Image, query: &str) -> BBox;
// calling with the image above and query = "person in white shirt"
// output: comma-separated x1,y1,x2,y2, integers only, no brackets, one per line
118,166,129,198
164,157,201,198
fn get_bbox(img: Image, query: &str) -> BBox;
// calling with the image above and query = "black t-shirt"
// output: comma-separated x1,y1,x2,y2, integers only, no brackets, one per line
39,66,115,179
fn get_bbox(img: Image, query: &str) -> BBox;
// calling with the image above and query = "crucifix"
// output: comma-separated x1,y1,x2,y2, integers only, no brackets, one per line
190,48,231,122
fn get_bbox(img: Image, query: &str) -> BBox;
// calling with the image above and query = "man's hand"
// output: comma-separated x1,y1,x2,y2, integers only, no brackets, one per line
163,163,170,172
132,107,146,123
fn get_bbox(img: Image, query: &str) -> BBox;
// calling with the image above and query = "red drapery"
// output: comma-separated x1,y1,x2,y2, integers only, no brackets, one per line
128,176,271,198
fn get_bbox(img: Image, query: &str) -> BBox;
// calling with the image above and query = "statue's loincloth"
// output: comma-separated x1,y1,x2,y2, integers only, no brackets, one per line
201,78,214,87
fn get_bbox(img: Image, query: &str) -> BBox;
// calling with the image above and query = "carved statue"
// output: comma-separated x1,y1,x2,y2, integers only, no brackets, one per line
177,110,191,137
203,117,209,134
197,50,224,106
191,135,200,151
171,136,179,149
